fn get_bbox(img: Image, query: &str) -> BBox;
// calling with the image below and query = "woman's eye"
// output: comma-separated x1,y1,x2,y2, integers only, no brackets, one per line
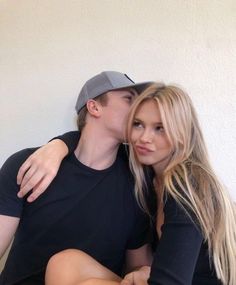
132,121,142,128
156,126,164,132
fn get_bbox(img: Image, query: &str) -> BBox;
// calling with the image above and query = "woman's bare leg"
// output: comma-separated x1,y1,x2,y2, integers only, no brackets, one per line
79,279,120,285
45,249,122,285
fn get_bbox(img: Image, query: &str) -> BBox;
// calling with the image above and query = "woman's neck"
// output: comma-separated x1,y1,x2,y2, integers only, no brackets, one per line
154,176,165,238
153,176,164,196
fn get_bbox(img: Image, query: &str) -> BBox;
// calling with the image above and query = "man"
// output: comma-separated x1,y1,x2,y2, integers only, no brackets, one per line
0,71,152,284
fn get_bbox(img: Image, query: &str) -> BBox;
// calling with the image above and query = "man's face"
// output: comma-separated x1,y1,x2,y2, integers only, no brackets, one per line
101,88,138,142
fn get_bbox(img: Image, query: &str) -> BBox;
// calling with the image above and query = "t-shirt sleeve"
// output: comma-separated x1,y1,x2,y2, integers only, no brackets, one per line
0,150,32,217
50,131,80,154
148,196,203,285
126,206,152,250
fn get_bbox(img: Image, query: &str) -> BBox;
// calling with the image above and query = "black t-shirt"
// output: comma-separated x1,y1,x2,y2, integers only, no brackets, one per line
0,146,150,284
52,132,224,284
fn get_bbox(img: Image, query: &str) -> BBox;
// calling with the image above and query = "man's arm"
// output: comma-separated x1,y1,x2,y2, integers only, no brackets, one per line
0,215,19,258
121,244,152,285
125,244,152,274
121,267,150,285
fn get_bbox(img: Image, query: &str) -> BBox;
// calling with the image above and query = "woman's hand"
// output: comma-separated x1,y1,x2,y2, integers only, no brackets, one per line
17,139,68,202
121,266,150,285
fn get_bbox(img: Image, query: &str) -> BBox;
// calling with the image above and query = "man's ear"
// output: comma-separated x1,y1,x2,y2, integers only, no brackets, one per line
86,99,101,117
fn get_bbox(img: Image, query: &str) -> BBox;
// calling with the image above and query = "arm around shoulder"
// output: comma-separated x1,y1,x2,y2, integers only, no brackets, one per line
16,131,80,202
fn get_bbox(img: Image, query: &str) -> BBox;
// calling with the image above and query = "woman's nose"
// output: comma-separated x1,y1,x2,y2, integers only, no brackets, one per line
140,129,153,143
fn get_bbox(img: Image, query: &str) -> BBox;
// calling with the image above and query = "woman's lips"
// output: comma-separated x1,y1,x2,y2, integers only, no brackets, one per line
135,145,153,155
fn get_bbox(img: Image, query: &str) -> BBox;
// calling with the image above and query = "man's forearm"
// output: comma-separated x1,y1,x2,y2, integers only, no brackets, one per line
0,215,19,258
121,266,150,285
125,244,153,274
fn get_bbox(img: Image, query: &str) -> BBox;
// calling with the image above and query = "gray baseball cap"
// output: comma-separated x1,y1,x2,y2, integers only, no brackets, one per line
75,71,152,113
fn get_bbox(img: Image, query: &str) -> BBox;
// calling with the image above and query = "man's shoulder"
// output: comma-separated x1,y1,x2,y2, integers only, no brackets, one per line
1,147,39,177
3,147,39,167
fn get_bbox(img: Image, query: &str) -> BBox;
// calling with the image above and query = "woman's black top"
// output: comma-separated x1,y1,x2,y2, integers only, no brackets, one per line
147,183,222,285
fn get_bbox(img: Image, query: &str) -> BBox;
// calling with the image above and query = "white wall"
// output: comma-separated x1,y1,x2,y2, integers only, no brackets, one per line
1,0,236,270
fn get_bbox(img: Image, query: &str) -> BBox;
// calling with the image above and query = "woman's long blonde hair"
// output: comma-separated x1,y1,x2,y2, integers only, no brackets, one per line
126,83,236,285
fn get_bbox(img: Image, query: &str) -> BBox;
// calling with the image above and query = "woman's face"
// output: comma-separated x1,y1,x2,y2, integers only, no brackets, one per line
130,99,173,173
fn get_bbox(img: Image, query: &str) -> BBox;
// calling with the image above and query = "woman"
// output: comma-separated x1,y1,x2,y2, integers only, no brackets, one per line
17,83,236,284
124,83,236,284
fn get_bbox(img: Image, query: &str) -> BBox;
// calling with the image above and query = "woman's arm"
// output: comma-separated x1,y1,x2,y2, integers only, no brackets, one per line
148,196,203,285
17,131,79,202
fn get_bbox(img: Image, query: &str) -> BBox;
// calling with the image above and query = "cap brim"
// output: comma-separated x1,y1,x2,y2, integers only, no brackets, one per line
109,81,153,95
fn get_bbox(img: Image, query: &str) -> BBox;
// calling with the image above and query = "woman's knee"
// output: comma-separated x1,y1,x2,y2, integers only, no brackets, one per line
45,249,121,285
49,249,85,265
46,249,88,285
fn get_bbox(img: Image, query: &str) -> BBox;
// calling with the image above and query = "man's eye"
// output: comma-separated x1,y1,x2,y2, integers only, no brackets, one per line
125,96,133,101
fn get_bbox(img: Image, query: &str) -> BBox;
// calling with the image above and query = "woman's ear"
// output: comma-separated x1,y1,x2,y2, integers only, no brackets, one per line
86,99,101,117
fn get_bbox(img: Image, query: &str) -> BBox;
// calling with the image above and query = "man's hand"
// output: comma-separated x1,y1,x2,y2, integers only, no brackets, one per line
121,266,150,285
17,139,68,202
